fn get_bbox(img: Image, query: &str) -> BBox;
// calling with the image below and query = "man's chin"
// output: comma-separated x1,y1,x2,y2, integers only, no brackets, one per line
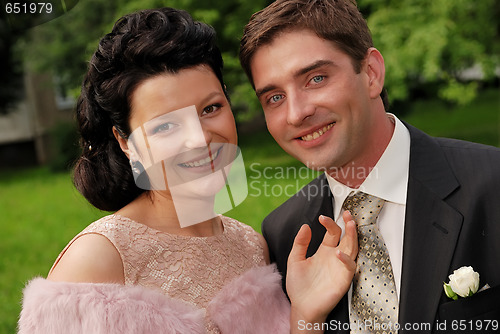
301,160,329,171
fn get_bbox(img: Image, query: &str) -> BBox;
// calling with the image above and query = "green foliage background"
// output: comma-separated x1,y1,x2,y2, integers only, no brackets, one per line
18,0,500,119
20,0,272,122
363,0,500,105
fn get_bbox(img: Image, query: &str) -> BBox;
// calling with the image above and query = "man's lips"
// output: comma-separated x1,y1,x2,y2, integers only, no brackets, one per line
296,122,335,141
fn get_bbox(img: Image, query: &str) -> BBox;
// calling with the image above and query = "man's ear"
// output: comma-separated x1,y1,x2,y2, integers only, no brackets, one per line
364,47,385,99
112,126,131,159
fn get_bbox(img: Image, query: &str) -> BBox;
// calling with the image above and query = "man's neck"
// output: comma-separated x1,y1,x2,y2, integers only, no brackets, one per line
328,114,395,188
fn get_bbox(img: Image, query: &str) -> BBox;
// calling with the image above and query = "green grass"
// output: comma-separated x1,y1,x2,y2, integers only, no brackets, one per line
0,169,106,333
1,88,499,332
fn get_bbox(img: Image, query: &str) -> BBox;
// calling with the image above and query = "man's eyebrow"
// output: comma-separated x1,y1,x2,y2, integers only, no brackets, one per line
256,85,278,99
294,59,335,77
255,60,335,99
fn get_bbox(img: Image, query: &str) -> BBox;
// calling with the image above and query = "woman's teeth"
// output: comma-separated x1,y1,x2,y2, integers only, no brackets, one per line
180,148,220,168
301,123,334,141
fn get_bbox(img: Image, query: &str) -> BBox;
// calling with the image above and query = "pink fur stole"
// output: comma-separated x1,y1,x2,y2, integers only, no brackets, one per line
19,264,290,333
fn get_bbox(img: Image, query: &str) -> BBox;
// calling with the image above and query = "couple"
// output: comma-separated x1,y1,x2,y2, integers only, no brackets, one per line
19,1,500,333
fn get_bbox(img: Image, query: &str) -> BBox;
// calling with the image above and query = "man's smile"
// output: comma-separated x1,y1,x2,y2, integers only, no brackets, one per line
298,122,335,141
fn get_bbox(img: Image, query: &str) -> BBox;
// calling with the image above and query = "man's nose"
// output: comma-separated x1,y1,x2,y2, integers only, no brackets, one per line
286,91,315,126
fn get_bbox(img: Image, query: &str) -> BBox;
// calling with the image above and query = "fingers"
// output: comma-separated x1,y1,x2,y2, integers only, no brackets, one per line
339,211,358,260
342,210,353,226
336,250,357,272
338,210,358,271
318,215,341,248
288,224,312,265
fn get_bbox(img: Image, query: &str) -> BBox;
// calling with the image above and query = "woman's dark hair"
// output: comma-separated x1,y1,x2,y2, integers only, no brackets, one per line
73,7,226,211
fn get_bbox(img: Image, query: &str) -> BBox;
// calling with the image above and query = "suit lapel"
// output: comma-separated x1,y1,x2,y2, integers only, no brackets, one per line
302,174,332,257
398,124,463,330
399,178,463,328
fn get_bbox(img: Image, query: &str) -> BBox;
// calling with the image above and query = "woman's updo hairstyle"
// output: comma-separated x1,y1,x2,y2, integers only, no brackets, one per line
73,7,226,211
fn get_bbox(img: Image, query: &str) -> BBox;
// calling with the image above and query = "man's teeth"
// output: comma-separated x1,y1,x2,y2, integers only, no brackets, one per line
301,123,334,141
180,149,220,168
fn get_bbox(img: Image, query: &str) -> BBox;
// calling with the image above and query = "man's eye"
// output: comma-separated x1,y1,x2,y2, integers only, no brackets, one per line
269,94,284,104
311,75,325,84
202,104,221,115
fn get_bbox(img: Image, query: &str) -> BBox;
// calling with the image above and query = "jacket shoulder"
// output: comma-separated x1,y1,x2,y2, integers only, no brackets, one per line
435,137,500,182
406,122,500,195
436,136,500,155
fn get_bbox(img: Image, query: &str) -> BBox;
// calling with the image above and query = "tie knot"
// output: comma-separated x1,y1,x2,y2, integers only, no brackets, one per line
342,191,385,227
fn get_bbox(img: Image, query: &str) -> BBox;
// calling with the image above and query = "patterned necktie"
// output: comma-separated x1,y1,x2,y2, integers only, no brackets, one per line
342,192,398,333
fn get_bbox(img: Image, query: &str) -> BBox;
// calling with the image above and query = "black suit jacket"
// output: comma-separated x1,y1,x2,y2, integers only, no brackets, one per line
262,124,500,333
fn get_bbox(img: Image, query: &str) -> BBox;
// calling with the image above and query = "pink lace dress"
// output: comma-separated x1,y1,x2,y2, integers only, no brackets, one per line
51,214,267,333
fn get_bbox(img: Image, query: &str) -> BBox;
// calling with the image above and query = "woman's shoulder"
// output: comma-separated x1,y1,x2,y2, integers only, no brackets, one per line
47,215,126,284
221,215,258,235
220,215,269,264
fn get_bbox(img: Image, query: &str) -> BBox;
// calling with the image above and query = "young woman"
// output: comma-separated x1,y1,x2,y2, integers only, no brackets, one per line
19,7,357,334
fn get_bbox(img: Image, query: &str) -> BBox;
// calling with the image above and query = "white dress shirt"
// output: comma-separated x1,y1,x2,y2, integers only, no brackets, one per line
325,113,411,302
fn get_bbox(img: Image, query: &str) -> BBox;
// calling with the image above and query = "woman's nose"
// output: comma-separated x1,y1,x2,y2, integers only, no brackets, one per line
184,118,209,149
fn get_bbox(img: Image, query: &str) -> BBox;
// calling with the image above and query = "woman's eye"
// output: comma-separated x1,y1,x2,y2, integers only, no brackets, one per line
153,122,176,134
202,103,222,115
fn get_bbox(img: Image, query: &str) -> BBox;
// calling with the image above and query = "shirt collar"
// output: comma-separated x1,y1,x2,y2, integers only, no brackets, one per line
326,114,410,217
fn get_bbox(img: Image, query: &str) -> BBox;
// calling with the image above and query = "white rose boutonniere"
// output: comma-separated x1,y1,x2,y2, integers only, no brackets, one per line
443,266,480,300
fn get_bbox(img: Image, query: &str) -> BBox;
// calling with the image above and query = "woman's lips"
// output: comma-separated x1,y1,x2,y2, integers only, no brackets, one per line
178,146,222,168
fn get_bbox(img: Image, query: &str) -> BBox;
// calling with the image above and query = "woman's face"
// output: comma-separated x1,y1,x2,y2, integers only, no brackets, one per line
121,65,237,197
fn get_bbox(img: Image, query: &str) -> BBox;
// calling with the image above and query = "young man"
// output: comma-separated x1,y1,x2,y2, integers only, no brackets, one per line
240,0,500,333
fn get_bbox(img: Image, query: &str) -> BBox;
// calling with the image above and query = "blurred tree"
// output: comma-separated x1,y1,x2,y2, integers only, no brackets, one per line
19,0,271,121
359,0,500,106
0,11,24,114
20,0,124,98
1,0,80,114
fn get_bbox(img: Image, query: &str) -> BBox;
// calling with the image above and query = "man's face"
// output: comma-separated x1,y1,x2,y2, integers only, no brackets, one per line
250,30,379,171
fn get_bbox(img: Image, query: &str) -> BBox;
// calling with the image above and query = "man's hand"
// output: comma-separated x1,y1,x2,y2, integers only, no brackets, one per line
287,211,358,333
